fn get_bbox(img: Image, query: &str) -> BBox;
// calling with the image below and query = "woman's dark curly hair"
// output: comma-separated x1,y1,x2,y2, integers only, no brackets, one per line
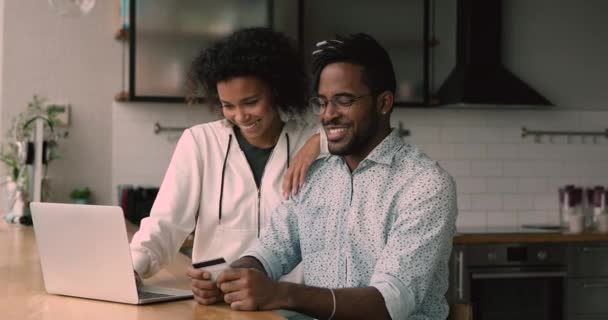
187,27,309,116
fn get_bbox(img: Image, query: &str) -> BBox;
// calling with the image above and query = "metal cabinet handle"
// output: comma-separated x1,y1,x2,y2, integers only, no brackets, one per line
583,283,608,289
456,251,464,300
471,272,566,279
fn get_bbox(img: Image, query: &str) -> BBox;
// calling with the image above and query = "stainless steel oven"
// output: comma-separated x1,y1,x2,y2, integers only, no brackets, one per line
449,243,566,320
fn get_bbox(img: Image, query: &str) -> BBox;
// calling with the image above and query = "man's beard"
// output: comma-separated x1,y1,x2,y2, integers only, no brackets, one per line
326,111,379,156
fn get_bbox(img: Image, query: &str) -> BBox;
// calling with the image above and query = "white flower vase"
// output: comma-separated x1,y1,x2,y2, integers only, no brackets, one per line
2,178,26,223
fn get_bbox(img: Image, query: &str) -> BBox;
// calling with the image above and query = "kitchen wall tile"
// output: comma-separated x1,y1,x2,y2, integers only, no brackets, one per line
579,111,608,130
487,144,519,160
471,160,503,177
503,195,535,210
487,211,518,227
500,127,530,144
517,211,549,225
518,178,549,193
503,161,562,177
471,194,503,211
455,178,486,193
519,111,581,130
404,126,441,144
433,110,488,126
456,211,488,229
439,160,471,177
457,194,472,211
452,144,488,160
533,194,559,211
545,212,561,225
486,178,519,193
392,109,429,125
440,127,504,144
418,144,455,159
546,177,588,192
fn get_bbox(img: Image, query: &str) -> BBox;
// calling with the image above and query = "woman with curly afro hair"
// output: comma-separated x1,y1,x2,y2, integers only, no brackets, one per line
130,28,326,308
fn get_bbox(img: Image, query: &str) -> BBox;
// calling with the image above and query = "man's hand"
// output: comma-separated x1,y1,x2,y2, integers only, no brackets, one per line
217,268,285,311
187,266,223,305
282,133,320,199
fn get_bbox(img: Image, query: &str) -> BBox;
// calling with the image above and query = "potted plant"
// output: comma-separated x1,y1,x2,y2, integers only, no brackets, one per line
0,95,69,222
69,187,92,204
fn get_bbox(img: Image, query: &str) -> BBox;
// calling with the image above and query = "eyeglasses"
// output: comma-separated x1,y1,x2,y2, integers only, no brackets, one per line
309,94,371,115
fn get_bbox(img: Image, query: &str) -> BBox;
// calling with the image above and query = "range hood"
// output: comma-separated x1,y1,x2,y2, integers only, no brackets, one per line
436,0,552,106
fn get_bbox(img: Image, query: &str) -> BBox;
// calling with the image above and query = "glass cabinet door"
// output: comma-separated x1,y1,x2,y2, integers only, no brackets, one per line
130,0,272,101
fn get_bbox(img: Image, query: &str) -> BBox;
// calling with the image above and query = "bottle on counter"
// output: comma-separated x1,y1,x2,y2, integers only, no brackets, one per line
592,186,606,228
561,185,577,228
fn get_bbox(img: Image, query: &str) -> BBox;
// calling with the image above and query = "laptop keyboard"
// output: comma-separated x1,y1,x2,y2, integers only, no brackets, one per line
138,290,173,300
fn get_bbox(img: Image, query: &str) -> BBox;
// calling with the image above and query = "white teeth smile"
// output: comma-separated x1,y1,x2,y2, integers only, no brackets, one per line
241,120,260,130
328,128,347,135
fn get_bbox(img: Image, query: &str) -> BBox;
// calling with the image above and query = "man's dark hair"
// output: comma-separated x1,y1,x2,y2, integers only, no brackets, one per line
311,33,396,97
187,27,309,116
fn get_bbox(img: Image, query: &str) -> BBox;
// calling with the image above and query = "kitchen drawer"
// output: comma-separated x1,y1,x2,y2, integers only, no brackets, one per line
567,278,608,314
568,243,608,277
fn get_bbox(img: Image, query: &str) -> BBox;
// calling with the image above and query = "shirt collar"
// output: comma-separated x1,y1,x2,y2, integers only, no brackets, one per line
324,128,404,166
364,129,404,165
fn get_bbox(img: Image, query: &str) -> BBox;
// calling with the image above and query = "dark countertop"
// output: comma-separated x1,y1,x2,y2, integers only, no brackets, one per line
454,226,608,244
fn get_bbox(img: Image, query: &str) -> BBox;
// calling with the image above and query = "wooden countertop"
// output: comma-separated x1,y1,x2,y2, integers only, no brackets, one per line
454,227,608,244
0,219,284,320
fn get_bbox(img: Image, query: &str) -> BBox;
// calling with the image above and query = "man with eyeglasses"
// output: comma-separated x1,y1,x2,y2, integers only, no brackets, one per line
198,33,457,320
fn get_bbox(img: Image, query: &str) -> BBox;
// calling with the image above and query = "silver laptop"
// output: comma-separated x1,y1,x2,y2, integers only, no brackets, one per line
30,202,193,304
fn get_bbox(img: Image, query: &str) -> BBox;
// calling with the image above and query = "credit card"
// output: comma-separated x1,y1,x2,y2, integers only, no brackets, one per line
192,257,228,281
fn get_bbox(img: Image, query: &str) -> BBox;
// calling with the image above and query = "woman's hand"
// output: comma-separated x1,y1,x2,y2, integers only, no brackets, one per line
187,267,223,305
282,133,320,199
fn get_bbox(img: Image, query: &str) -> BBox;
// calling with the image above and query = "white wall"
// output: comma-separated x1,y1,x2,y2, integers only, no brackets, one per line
1,0,120,204
392,109,608,229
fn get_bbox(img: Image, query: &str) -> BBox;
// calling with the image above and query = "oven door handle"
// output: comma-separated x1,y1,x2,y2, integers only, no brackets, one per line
471,271,566,279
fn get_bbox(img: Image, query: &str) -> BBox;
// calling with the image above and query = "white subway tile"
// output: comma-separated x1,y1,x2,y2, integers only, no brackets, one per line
503,161,562,177
519,111,581,130
503,195,534,210
546,177,587,192
440,127,503,144
501,127,529,144
434,110,488,126
471,194,503,211
518,144,563,160
517,211,549,225
484,111,532,126
456,211,488,228
471,161,503,177
487,144,519,160
563,161,602,178
418,144,455,159
579,111,608,131
457,194,472,211
392,109,430,124
439,160,471,177
486,178,519,193
405,126,441,144
545,212,561,225
487,211,518,227
534,194,559,211
518,178,549,193
452,144,488,160
455,177,486,193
